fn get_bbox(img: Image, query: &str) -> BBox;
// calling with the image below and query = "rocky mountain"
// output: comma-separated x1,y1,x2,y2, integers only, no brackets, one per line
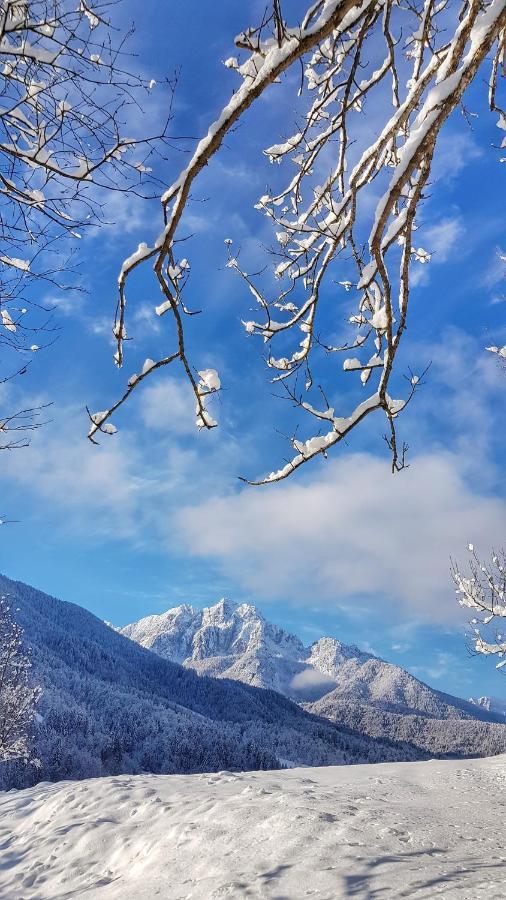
0,575,429,790
122,598,506,758
121,598,371,701
469,696,506,718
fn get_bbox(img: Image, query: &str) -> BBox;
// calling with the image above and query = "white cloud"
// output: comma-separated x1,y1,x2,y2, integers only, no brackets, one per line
131,302,162,338
0,391,241,541
1,419,160,539
409,216,465,288
409,651,471,684
87,315,114,338
406,327,505,470
43,291,162,345
45,291,85,317
410,265,430,288
140,377,197,435
391,642,411,654
93,189,153,236
0,379,11,406
176,452,506,624
422,217,465,263
290,669,336,692
40,287,115,342
482,246,506,291
431,131,482,182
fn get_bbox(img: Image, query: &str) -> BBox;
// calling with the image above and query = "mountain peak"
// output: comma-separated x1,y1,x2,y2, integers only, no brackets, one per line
122,600,364,699
121,600,505,727
469,696,506,718
204,597,239,621
236,601,263,619
203,598,264,623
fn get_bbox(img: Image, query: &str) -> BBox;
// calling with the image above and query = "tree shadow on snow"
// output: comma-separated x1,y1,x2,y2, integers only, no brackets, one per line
342,847,505,899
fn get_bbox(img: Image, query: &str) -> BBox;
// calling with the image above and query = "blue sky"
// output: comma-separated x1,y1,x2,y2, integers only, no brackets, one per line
1,0,505,701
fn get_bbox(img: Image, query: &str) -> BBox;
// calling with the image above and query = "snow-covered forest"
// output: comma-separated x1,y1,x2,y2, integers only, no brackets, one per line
0,0,505,896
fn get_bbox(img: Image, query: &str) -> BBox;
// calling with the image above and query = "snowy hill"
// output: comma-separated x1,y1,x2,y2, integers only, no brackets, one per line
122,598,506,757
0,575,427,790
1,754,505,899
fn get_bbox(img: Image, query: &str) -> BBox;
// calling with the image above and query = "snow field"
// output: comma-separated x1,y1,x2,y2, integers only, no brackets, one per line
1,754,505,898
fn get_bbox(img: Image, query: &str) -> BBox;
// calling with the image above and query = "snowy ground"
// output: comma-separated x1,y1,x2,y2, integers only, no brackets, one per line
1,756,505,899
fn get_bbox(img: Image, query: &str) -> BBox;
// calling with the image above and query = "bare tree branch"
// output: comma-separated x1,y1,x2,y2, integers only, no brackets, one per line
92,0,505,484
452,547,506,670
0,1,176,515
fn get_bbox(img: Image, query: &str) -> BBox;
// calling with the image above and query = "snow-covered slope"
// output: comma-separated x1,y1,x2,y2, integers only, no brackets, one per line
2,754,505,899
122,599,504,718
308,693,506,758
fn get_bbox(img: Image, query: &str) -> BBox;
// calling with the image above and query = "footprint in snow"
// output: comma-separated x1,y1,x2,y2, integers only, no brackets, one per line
384,826,412,843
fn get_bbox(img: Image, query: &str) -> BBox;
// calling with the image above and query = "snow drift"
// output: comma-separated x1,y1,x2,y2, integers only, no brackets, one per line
1,754,505,898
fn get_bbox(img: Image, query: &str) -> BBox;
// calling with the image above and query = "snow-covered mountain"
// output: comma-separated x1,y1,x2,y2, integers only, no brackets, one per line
3,575,504,791
122,598,499,716
122,598,506,757
469,696,506,718
121,598,372,701
0,574,428,790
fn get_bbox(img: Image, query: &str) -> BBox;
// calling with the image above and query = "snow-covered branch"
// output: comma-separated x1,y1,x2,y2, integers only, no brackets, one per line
452,547,506,670
98,0,506,482
0,1,174,471
0,595,40,762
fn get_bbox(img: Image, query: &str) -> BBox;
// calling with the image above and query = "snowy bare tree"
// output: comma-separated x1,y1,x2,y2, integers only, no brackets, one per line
0,595,40,761
0,0,173,464
90,0,506,482
453,331,505,670
452,547,506,671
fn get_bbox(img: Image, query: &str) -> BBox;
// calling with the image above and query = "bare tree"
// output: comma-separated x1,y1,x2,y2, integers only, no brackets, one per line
0,0,173,466
454,336,505,671
0,595,40,761
89,0,506,483
452,547,506,671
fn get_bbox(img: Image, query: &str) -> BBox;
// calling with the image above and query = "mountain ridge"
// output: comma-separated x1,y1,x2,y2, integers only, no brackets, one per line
121,597,503,721
121,596,506,757
122,597,374,702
